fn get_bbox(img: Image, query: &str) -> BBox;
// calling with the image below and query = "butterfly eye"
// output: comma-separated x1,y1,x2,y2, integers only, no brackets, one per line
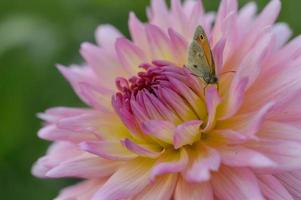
200,35,204,40
193,65,198,68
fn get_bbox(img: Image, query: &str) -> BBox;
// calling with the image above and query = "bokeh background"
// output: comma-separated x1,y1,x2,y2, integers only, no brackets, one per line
0,0,300,199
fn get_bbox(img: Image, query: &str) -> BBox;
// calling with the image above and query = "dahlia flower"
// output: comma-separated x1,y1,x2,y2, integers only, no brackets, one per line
32,0,301,199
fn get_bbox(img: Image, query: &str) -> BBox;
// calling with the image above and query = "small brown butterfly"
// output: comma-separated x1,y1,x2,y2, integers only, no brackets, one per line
187,25,218,85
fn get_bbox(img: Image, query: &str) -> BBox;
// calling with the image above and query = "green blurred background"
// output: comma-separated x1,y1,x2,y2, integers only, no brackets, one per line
0,0,300,199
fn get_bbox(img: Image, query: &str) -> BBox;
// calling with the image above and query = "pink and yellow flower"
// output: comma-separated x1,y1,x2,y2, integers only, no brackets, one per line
33,0,301,199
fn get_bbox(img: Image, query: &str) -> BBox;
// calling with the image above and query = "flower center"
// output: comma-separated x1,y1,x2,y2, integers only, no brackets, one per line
113,62,208,126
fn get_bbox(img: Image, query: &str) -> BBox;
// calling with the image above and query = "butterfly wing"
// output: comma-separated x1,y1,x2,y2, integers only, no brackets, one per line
187,40,211,78
193,26,216,74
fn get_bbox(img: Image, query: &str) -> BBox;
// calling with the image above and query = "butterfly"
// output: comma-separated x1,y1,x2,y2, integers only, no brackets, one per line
186,25,218,86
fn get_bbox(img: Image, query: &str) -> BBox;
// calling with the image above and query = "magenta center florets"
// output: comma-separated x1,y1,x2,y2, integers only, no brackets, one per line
112,62,204,128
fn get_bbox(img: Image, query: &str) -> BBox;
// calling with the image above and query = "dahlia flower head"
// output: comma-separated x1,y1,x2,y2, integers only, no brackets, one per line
32,0,301,199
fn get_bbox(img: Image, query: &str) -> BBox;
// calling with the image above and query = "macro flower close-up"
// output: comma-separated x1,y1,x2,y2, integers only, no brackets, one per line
31,0,301,199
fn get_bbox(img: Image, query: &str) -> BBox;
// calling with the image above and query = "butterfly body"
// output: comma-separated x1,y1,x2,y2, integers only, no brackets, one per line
187,26,218,85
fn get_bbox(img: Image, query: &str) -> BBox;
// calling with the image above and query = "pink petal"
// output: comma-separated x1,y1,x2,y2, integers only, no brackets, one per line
46,154,120,178
212,38,226,74
253,0,281,31
276,170,301,199
52,109,131,141
112,94,143,137
204,86,221,131
237,2,257,32
239,0,280,58
80,141,137,161
128,12,149,56
77,83,113,112
183,146,220,182
186,0,205,37
170,0,188,36
140,91,165,120
159,87,197,121
95,24,122,49
247,140,301,170
80,42,128,89
57,65,113,107
212,0,238,45
272,23,292,49
122,139,163,158
219,145,276,168
38,107,88,123
173,120,202,149
268,34,301,69
130,97,151,122
214,129,248,145
167,76,206,120
38,124,96,143
144,91,181,123
148,0,170,29
168,28,188,66
218,77,248,120
146,24,173,60
150,149,188,180
220,32,274,120
259,121,301,142
32,142,82,178
257,175,294,200
55,179,106,200
116,38,146,74
243,61,301,113
133,174,177,200
175,178,213,200
92,158,154,200
219,102,274,138
141,120,175,144
211,166,264,200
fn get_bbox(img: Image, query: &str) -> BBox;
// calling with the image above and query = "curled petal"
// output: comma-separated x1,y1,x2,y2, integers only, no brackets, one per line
204,86,221,131
122,139,163,158
80,141,137,161
173,120,202,149
150,149,188,180
183,146,221,182
141,120,175,144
